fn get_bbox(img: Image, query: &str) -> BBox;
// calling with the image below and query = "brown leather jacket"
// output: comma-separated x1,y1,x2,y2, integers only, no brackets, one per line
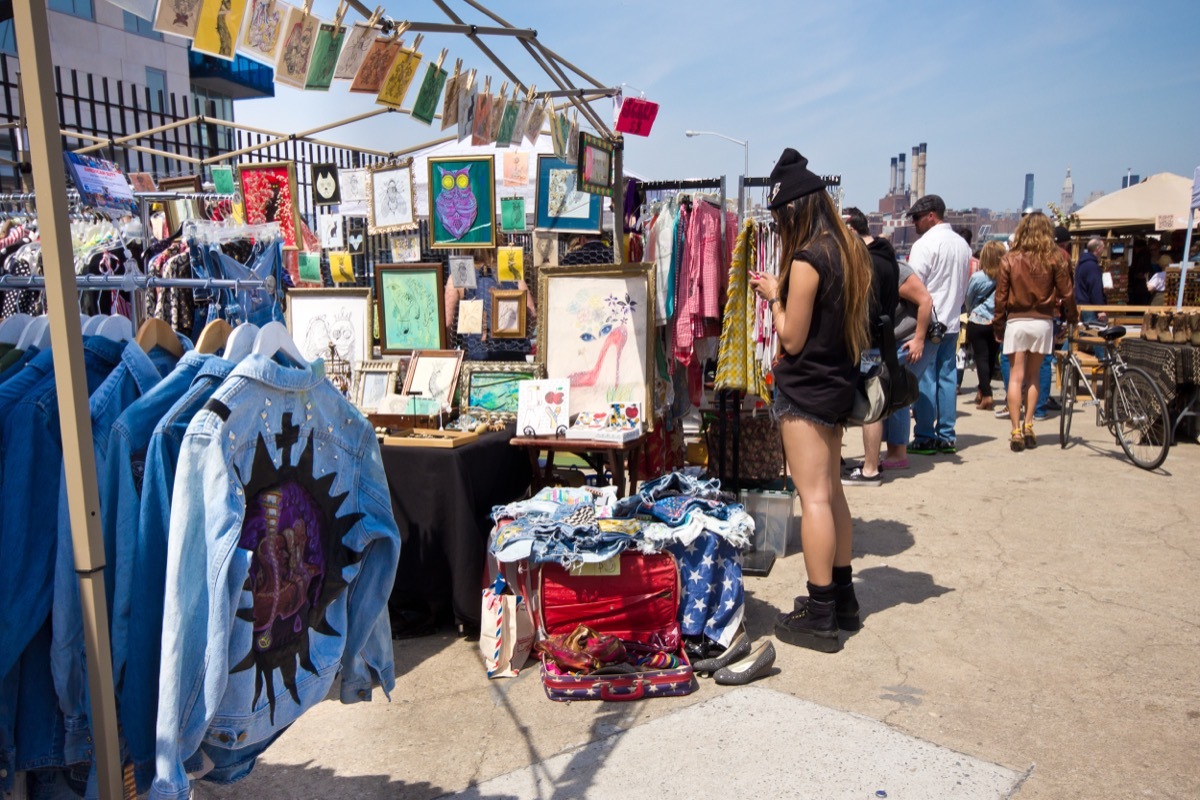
994,250,1078,339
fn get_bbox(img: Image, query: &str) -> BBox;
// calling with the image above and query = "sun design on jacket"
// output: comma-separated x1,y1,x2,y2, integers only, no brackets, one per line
232,413,363,724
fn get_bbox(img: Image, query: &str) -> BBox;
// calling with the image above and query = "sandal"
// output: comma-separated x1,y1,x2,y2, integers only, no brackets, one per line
1023,424,1037,450
1010,429,1026,452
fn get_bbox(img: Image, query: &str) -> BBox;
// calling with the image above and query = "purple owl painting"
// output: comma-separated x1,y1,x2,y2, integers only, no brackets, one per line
427,156,496,250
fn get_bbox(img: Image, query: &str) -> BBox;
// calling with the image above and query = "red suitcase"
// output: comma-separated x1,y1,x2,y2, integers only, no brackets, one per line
534,551,696,701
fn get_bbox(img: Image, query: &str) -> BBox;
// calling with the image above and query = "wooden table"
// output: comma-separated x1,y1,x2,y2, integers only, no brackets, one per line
510,434,646,498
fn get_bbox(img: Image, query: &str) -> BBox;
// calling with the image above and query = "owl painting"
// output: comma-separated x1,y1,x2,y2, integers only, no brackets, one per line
435,166,476,240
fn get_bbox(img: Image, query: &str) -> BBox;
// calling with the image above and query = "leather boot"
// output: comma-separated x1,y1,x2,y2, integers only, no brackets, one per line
793,583,861,631
776,583,840,652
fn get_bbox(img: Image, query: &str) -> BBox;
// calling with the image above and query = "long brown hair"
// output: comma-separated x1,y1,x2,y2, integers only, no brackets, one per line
979,241,1005,281
775,190,872,361
1009,212,1065,273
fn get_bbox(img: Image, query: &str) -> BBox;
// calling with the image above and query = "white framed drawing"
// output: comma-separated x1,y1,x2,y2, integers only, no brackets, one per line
285,287,371,367
339,167,368,216
353,359,401,413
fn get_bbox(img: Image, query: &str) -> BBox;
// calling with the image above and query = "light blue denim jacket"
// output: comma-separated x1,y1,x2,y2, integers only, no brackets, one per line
149,355,399,800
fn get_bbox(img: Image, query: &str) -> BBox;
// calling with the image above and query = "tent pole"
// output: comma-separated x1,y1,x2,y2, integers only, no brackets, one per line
10,0,122,797
613,136,625,266
1177,208,1194,309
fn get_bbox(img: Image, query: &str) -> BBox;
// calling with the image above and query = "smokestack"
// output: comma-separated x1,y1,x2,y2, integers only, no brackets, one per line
911,146,920,201
917,142,927,199
889,157,898,194
897,153,906,199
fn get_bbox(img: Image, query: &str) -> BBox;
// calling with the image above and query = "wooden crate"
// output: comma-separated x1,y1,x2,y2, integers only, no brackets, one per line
382,428,480,449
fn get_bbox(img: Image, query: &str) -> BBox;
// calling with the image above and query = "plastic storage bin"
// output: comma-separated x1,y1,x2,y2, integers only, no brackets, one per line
740,489,801,557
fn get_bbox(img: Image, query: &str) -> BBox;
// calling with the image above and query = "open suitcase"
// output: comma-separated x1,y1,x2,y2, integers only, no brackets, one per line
534,550,696,701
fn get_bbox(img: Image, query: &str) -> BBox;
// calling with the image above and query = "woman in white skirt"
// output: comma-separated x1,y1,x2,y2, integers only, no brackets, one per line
993,212,1078,451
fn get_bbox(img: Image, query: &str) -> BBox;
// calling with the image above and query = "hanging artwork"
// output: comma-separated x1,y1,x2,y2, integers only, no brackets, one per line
304,22,346,91
500,197,526,233
367,160,416,234
440,68,461,131
495,99,520,149
297,252,321,283
502,153,528,188
210,166,235,194
238,161,301,248
456,299,483,335
577,132,616,197
375,44,422,109
524,99,548,145
318,213,344,249
274,7,319,89
154,0,203,38
128,172,156,193
390,233,421,263
192,0,249,60
411,59,447,126
427,155,496,250
344,216,365,254
471,90,493,147
376,263,445,355
349,37,401,94
338,167,367,216
456,75,478,143
311,162,340,206
237,0,287,64
333,22,374,81
448,255,476,289
398,350,464,414
329,251,354,283
491,289,527,338
285,287,371,367
535,154,601,234
497,246,523,282
507,100,528,146
487,94,508,145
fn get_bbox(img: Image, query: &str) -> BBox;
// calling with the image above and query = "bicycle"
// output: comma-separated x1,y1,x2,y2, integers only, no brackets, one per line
1059,322,1171,470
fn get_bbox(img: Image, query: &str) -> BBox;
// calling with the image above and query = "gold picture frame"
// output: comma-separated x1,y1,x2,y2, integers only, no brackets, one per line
457,360,546,422
353,359,402,413
367,159,418,235
490,288,527,339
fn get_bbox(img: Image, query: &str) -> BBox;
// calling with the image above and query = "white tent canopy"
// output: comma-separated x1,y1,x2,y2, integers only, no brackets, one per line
1074,172,1198,231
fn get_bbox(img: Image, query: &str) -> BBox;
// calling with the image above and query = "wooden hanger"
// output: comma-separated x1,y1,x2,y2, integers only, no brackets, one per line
195,318,232,355
136,317,182,356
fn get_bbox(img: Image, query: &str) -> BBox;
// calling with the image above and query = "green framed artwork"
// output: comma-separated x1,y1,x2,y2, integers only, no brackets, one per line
427,154,496,250
500,196,526,232
375,263,446,355
457,360,545,421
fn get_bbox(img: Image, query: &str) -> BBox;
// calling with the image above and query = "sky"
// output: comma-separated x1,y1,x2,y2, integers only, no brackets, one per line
234,0,1200,214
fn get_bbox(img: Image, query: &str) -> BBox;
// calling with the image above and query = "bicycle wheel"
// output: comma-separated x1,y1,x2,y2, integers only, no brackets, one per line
1059,362,1078,447
1112,366,1170,470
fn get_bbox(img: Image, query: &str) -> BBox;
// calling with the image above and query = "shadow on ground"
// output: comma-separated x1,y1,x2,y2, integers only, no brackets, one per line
193,760,447,800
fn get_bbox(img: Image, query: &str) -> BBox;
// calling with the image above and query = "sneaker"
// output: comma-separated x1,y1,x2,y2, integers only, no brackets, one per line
993,404,1010,418
794,585,862,631
775,599,840,652
841,467,882,487
1033,412,1048,421
907,437,939,456
1045,397,1062,411
880,457,910,470
936,438,957,454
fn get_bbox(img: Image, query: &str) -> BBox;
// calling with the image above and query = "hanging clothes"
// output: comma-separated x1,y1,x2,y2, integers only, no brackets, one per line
715,219,770,399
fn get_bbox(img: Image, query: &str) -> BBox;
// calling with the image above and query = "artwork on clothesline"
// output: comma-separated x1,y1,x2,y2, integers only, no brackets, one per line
375,44,422,110
399,349,463,413
458,360,545,422
297,251,321,283
192,0,249,61
538,263,655,430
448,255,476,289
502,152,528,187
332,22,375,81
517,379,570,437
456,74,478,143
487,94,508,146
577,132,616,197
210,166,236,195
367,160,416,235
286,287,371,367
506,100,528,147
375,263,445,355
128,172,156,193
500,197,526,233
440,68,462,131
238,161,301,247
273,7,319,89
497,246,523,282
535,155,601,234
491,289,526,339
471,91,493,147
344,217,365,254
550,110,569,159
427,155,496,250
318,213,344,249
410,59,448,126
329,251,354,283
349,37,401,94
153,0,203,38
304,22,346,91
495,99,521,149
390,232,422,263
311,162,340,206
237,0,287,65
456,299,483,335
524,99,548,146
338,168,368,216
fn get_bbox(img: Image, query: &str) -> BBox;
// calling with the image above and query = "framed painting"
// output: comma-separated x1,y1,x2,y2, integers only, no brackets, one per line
400,349,464,413
457,360,545,421
285,287,371,367
353,359,401,413
490,289,527,339
535,154,601,233
375,263,445,355
427,155,496,250
368,160,417,234
158,174,202,193
312,162,340,206
239,161,301,248
577,132,615,197
537,263,655,427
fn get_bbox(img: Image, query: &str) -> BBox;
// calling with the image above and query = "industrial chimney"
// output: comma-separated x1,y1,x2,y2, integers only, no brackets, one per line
897,153,906,199
889,157,898,195
911,146,919,202
917,142,927,199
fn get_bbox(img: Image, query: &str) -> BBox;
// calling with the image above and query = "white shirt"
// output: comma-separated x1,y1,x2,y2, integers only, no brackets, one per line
908,222,972,334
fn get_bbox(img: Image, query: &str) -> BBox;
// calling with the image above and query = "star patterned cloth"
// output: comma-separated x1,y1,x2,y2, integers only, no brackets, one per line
667,533,744,649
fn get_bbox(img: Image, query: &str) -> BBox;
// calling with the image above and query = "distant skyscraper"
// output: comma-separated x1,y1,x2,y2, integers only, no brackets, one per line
1122,173,1141,189
1060,167,1075,211
1023,173,1034,210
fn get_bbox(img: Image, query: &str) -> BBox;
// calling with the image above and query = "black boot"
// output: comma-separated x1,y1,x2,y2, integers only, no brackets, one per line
776,582,840,653
793,582,861,631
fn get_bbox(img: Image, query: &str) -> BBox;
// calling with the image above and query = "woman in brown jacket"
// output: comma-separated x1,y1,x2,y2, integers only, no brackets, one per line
994,212,1078,451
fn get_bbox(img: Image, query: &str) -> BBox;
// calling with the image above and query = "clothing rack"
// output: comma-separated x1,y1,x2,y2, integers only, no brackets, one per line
0,274,270,291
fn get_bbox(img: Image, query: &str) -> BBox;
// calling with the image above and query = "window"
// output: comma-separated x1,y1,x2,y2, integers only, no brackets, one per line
123,11,162,40
48,0,93,20
145,67,167,112
0,21,15,56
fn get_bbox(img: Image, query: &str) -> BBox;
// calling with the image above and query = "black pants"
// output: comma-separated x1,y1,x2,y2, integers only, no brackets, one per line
966,321,1000,398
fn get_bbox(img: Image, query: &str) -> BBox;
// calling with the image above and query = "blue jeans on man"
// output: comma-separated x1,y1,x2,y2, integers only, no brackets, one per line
999,352,1053,418
912,336,960,447
884,343,933,450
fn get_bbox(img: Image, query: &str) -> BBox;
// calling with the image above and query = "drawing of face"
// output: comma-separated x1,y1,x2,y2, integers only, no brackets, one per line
315,172,337,199
434,166,476,240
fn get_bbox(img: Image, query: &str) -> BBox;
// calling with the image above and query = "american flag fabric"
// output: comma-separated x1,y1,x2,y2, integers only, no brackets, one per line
667,533,744,649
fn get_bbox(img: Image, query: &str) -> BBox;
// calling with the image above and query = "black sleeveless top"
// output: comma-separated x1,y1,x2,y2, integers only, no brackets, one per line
772,241,857,424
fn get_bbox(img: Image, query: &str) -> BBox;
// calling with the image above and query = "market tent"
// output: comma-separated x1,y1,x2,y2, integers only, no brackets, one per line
1074,172,1197,231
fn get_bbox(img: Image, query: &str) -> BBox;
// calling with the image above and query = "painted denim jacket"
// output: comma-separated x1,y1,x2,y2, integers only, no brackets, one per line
149,354,399,800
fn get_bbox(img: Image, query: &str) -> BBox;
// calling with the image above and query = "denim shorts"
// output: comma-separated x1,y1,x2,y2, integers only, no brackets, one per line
771,391,838,429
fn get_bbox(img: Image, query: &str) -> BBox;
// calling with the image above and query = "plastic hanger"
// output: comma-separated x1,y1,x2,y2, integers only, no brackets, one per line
16,315,50,351
96,314,133,343
250,320,307,366
0,312,31,345
222,322,260,363
195,319,232,355
82,314,109,334
136,317,184,357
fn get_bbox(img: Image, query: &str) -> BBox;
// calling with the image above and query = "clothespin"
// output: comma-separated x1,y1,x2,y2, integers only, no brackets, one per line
449,58,462,81
366,5,382,28
498,81,508,101
300,0,313,17
464,69,476,92
434,48,448,71
332,0,348,29
483,75,491,95
526,84,537,102
409,32,423,52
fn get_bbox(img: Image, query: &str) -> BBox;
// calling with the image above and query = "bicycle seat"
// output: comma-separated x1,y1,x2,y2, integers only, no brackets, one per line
1099,325,1126,341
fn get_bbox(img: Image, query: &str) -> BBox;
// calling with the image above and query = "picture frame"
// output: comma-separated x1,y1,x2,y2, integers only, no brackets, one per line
535,154,601,233
128,172,157,193
399,349,464,414
427,154,496,249
312,162,341,206
368,159,417,234
158,174,203,193
537,263,655,429
490,289,527,339
457,360,545,421
284,287,371,367
238,161,302,248
375,263,445,355
353,359,401,413
577,131,616,197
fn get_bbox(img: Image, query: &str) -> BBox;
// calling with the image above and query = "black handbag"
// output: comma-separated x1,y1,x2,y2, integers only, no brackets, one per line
849,316,918,426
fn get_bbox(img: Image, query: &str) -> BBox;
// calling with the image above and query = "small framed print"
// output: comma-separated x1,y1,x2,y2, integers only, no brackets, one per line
368,160,417,234
128,172,156,193
577,131,615,197
312,162,341,206
491,289,527,339
158,174,203,193
238,161,301,248
353,359,401,413
390,232,422,263
400,349,464,413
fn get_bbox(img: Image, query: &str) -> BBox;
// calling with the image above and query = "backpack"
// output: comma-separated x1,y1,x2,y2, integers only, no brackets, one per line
848,315,919,426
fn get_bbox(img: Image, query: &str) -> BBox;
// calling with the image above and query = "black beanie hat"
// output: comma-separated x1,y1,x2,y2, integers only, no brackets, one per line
767,148,827,209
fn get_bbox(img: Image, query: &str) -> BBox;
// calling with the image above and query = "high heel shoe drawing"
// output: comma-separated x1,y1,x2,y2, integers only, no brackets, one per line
713,640,776,686
570,325,628,388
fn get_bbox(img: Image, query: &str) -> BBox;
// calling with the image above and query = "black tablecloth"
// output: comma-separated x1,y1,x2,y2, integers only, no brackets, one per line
381,427,531,632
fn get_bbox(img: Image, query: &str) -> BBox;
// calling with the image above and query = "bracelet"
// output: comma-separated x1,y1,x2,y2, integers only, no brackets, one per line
768,297,782,308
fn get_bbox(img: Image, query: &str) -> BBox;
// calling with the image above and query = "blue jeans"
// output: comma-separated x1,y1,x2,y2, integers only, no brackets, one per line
999,352,1052,415
884,344,932,448
913,336,959,443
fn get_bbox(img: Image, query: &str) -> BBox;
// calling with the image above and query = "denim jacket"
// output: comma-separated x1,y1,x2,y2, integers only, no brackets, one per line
149,355,399,800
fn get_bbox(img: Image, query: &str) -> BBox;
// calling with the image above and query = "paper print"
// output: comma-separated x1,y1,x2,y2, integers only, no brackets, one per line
500,197,526,233
305,23,346,91
440,71,461,131
457,80,478,143
211,166,235,195
297,252,321,282
495,100,520,148
449,255,476,289
502,153,528,188
410,61,447,125
274,7,318,88
154,0,203,38
349,37,400,94
497,246,523,282
311,162,340,206
517,379,570,437
548,168,590,219
333,22,374,81
338,168,367,216
128,172,157,193
524,99,547,145
238,0,287,64
344,217,365,254
390,233,421,263
471,92,493,147
508,100,528,146
319,213,344,249
487,96,507,144
192,0,249,60
329,251,354,283
457,299,483,335
376,46,422,109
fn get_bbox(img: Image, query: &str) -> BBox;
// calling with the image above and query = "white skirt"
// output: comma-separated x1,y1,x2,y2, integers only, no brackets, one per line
1003,318,1054,355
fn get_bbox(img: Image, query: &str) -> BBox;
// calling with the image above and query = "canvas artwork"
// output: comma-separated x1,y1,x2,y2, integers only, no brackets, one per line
339,167,368,216
410,61,447,125
390,233,421,263
535,155,601,233
448,255,476,289
349,37,401,94
312,162,340,206
332,22,375,81
456,299,483,334
239,162,300,247
457,78,478,143
286,287,370,367
319,213,344,249
440,70,461,131
191,0,248,60
400,350,463,412
458,361,545,421
305,23,346,91
376,45,423,109
238,0,287,64
427,155,496,249
376,264,445,354
368,161,416,234
517,379,570,437
274,8,319,88
154,0,203,38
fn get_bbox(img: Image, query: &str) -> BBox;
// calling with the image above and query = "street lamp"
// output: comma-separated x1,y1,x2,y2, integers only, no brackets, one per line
685,130,750,224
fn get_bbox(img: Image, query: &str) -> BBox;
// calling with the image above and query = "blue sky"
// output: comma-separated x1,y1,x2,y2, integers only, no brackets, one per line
236,0,1200,213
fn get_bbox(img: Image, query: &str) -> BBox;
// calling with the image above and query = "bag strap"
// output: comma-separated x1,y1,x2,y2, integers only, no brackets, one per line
877,314,900,372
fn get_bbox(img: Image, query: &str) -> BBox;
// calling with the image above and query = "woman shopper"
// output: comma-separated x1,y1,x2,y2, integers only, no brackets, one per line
965,242,1004,411
749,149,871,653
994,212,1078,451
